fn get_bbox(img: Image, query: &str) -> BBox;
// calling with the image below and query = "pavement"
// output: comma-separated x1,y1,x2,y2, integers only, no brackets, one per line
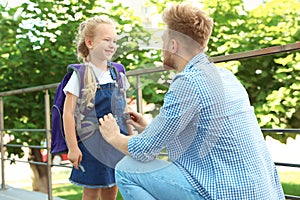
0,149,70,200
0,185,64,200
265,134,300,166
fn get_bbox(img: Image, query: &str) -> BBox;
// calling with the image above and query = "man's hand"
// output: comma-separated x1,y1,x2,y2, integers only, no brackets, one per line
99,113,131,155
126,111,149,133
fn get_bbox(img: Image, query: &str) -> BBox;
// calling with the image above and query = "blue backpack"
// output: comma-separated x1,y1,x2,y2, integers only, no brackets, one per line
51,62,126,154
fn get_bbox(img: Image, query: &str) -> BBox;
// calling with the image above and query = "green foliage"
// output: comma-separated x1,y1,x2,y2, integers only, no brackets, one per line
235,0,300,141
205,0,300,143
255,52,300,133
142,82,168,105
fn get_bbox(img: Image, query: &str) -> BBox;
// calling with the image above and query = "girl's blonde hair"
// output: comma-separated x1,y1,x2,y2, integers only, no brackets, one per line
162,3,213,52
75,16,115,108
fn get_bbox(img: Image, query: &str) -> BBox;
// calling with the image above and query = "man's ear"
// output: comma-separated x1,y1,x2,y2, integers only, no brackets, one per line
85,37,93,49
170,39,178,54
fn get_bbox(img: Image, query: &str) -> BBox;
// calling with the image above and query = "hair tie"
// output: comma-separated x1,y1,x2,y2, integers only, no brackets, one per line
80,22,86,31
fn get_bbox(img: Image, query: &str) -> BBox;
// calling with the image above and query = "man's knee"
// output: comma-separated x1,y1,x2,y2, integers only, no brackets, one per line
116,156,171,173
115,156,135,171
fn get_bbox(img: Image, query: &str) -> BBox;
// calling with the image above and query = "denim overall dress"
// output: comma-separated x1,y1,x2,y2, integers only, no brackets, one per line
69,68,128,188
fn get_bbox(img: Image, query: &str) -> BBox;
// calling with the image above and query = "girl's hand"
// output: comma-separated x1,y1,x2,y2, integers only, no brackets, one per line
68,146,82,170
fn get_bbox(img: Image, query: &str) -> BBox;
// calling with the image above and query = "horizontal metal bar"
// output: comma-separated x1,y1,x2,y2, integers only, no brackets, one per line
212,42,300,63
275,162,300,168
3,158,48,166
0,83,58,97
51,163,72,168
3,158,73,168
127,42,300,76
2,129,46,132
0,42,299,97
127,66,165,76
4,144,46,149
285,195,300,200
261,128,300,133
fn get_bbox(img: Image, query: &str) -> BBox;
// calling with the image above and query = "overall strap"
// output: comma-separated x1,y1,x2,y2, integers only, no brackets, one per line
89,61,121,89
109,66,119,85
108,61,122,89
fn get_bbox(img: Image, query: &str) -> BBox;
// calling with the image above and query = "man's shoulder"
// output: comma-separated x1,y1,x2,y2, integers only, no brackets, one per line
177,66,201,82
171,70,198,91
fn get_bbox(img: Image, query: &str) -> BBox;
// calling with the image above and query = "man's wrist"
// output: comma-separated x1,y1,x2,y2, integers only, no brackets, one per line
107,132,121,144
109,133,130,155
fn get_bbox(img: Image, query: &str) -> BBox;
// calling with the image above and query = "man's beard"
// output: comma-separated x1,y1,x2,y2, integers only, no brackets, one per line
163,50,176,70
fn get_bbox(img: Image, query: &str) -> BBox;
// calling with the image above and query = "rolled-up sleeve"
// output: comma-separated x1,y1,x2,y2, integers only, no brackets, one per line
128,75,201,162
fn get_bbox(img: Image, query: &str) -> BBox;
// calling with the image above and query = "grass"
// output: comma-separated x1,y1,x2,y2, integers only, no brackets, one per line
53,180,300,200
53,183,124,200
14,164,297,199
51,167,300,200
51,167,124,200
53,183,82,200
277,169,300,196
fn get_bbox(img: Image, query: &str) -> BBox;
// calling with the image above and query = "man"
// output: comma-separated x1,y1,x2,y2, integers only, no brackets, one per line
99,3,285,200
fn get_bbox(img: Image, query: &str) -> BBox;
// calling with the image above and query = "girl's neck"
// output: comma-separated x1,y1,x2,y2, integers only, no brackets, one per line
88,59,108,71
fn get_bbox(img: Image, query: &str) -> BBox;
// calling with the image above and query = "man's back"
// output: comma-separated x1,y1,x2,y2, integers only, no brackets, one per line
170,56,285,199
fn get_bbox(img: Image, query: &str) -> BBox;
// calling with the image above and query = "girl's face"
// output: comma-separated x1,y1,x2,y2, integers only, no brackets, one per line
89,23,117,61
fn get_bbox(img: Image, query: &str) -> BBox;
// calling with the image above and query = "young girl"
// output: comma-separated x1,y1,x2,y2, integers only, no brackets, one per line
63,15,131,200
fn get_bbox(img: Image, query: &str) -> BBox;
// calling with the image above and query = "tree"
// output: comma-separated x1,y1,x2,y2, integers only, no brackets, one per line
228,0,300,142
0,0,152,192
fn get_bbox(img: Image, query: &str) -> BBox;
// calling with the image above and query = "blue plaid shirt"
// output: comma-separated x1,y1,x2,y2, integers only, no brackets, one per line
128,53,285,199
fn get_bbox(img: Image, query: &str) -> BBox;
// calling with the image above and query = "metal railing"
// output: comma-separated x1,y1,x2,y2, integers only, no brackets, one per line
0,42,300,200
261,129,300,200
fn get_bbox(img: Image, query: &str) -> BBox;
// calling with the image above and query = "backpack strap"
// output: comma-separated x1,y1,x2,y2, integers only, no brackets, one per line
66,62,126,90
86,61,125,89
65,64,97,142
67,64,85,98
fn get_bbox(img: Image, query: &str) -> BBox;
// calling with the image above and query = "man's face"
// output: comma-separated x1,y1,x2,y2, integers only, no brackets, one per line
161,30,175,70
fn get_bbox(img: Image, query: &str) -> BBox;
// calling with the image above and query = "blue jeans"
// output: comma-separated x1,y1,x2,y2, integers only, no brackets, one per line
115,156,204,200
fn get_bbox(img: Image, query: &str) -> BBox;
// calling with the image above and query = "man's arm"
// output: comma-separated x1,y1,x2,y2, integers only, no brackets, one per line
100,76,201,162
99,113,131,155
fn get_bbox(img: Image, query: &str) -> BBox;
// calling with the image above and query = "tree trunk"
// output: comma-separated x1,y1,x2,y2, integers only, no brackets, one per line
28,148,48,193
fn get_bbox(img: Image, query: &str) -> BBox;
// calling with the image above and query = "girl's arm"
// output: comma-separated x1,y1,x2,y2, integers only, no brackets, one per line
63,92,82,169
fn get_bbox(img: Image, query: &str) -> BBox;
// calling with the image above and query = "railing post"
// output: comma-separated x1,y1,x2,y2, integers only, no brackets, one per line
0,97,5,190
136,75,143,114
45,90,53,200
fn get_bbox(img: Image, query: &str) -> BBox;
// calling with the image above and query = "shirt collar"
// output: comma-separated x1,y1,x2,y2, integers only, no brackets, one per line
183,52,211,72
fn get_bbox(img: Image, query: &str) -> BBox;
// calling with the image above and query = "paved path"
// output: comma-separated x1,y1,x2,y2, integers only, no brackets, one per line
265,134,300,166
0,185,64,200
